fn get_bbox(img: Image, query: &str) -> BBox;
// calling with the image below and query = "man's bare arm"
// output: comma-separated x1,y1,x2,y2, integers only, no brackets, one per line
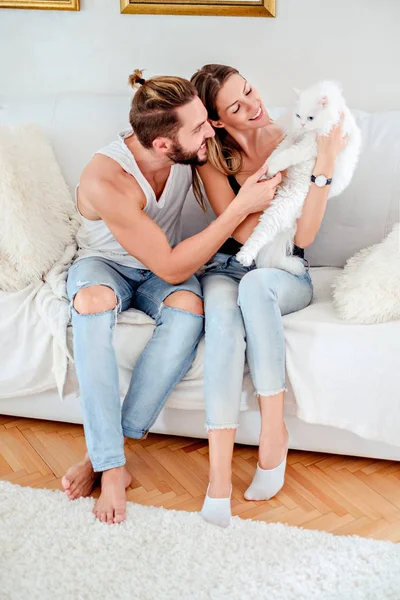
84,166,279,284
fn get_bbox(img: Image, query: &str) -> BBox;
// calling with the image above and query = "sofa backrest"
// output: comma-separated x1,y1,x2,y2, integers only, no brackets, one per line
0,94,398,267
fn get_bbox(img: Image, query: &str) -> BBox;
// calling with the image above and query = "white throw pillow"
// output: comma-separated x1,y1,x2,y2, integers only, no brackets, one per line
332,224,400,324
0,124,78,292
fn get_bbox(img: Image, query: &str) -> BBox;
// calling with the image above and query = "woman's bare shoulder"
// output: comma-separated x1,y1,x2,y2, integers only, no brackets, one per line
197,160,224,177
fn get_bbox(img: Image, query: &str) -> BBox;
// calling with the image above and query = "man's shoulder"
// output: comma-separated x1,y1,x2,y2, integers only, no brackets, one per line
80,154,121,190
79,155,144,208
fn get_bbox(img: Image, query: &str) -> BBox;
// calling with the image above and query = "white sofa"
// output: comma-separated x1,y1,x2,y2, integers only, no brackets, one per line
0,94,399,461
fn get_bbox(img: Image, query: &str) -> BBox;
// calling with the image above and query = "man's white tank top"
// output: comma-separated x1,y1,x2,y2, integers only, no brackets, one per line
75,129,192,270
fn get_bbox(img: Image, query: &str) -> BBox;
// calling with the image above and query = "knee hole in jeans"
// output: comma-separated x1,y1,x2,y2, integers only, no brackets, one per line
164,291,204,316
73,285,118,315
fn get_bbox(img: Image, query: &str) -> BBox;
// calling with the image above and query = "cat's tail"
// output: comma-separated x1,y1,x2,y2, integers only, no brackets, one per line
272,255,306,276
255,231,306,276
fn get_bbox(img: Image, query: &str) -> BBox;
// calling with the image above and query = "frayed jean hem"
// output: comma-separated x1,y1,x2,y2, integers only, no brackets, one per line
255,386,287,397
206,423,239,431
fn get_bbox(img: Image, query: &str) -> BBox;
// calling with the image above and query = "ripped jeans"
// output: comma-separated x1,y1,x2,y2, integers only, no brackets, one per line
200,253,313,430
67,256,204,472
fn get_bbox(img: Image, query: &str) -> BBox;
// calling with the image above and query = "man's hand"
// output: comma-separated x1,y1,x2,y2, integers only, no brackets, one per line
235,165,282,216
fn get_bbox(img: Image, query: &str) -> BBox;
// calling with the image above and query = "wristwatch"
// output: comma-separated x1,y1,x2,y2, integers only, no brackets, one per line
311,174,332,187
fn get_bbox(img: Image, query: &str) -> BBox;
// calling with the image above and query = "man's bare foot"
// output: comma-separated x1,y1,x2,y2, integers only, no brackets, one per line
93,466,132,525
61,454,99,500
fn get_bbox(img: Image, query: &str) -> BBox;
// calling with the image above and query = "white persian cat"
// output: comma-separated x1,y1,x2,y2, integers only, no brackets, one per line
236,81,362,275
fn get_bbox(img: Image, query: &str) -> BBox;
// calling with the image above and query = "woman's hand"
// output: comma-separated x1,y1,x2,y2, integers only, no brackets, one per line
313,114,348,178
317,113,348,162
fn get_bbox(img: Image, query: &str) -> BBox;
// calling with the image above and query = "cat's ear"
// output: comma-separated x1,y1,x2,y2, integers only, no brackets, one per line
293,87,301,98
318,96,328,108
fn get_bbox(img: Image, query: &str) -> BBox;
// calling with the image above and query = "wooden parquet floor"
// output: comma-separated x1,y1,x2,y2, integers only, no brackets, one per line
1,415,400,542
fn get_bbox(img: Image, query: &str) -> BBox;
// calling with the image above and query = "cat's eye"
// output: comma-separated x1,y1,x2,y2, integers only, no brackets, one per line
307,116,314,121
296,114,301,118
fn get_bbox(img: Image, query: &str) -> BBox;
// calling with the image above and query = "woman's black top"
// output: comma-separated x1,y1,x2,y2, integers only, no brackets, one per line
218,175,305,259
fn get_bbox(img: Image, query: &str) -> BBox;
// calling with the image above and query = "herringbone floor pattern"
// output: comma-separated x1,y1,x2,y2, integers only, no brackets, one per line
1,415,400,542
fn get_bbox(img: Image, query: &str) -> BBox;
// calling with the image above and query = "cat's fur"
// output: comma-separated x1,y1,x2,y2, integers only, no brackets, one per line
236,81,362,275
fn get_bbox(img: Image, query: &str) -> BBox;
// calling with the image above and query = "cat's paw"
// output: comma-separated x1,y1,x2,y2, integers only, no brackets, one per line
265,165,278,178
236,249,253,267
258,162,277,181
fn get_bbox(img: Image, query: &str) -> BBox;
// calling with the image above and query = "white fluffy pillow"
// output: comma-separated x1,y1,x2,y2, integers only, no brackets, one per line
0,124,78,292
332,224,400,324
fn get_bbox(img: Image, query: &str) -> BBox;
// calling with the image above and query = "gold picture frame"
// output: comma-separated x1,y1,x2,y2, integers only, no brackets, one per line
121,0,275,17
0,0,79,9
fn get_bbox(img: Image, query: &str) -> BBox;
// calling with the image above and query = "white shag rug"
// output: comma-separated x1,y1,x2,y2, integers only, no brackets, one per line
1,481,399,600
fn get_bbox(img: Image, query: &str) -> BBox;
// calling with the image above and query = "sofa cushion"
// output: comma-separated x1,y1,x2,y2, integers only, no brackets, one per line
332,223,400,324
0,124,78,291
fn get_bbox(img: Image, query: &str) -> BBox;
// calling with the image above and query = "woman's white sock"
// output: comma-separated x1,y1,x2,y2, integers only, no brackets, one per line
244,456,287,501
200,484,232,528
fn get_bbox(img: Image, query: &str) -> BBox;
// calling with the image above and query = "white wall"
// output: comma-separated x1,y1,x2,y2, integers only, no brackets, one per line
1,0,399,110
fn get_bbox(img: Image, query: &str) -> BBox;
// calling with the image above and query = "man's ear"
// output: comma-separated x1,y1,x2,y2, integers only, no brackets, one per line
210,119,224,129
152,137,172,152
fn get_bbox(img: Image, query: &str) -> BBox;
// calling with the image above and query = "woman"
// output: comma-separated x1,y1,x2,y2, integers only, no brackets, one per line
190,64,346,527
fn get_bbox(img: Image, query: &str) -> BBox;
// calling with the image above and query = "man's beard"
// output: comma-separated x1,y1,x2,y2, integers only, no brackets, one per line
167,140,207,166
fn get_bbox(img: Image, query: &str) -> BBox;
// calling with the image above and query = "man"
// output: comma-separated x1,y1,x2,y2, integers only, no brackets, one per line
62,70,281,524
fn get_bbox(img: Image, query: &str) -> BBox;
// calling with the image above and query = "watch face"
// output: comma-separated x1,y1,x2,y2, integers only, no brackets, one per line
315,175,327,187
